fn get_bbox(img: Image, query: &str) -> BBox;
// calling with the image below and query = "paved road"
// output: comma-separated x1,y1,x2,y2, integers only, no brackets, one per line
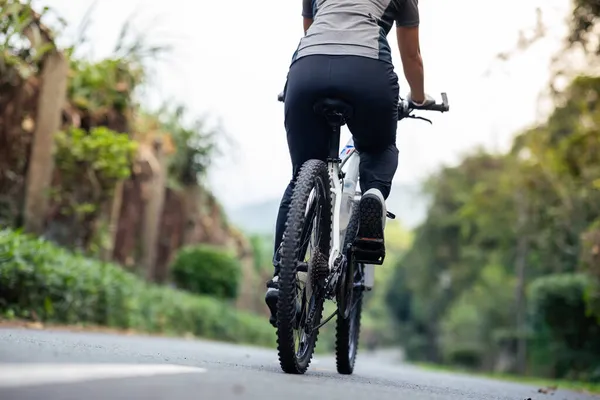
0,328,596,400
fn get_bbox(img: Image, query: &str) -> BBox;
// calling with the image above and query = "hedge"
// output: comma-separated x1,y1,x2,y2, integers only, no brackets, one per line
528,273,600,381
0,229,274,347
171,244,241,299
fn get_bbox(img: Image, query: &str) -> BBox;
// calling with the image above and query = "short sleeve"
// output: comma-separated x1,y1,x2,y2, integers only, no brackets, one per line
395,0,419,27
302,0,313,18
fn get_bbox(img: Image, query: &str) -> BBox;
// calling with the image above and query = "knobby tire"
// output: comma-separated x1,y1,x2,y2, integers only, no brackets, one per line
277,159,332,374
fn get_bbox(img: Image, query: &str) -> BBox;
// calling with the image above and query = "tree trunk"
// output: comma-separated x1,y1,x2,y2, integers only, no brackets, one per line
23,51,68,235
142,139,167,281
514,190,529,374
101,179,124,262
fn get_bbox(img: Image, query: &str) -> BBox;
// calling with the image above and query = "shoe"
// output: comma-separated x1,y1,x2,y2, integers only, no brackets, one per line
265,242,283,327
354,188,387,264
265,275,279,327
358,188,386,234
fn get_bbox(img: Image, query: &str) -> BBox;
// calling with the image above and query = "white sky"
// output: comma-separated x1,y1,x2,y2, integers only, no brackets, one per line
39,0,570,211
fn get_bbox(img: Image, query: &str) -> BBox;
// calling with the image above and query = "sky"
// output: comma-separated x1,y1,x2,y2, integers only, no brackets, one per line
39,0,570,211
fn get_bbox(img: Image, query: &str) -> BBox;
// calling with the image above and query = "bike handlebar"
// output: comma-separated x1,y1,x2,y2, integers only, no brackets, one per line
398,92,449,122
277,91,450,124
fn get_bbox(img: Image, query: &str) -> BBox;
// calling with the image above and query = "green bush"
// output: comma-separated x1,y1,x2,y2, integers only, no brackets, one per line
445,345,483,369
0,229,274,346
171,244,241,300
528,273,600,381
581,220,600,321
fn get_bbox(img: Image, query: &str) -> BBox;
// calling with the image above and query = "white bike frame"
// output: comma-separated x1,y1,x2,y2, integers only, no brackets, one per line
327,137,357,269
327,136,375,290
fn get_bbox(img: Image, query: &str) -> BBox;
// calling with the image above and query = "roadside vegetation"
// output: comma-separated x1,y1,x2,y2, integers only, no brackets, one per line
385,0,600,386
0,1,271,345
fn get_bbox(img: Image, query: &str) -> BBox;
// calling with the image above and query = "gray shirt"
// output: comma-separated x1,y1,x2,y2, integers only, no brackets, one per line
293,0,419,64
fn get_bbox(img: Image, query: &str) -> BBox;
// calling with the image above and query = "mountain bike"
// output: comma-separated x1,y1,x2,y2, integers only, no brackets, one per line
274,91,450,375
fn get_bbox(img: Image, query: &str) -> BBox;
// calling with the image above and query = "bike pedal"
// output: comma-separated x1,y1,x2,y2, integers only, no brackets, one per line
351,238,386,265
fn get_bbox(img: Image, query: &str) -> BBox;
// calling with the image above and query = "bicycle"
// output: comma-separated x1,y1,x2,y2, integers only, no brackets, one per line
274,91,450,375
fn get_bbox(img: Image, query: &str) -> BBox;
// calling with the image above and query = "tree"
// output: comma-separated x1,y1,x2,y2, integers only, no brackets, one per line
385,74,600,379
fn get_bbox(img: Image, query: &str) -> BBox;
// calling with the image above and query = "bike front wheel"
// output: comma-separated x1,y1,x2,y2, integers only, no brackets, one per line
277,159,332,374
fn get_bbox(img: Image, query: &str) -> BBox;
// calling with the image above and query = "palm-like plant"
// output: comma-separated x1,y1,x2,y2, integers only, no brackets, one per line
0,0,58,84
0,1,60,226
151,104,222,187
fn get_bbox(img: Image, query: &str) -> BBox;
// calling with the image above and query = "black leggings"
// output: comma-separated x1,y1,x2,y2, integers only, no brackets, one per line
273,54,400,272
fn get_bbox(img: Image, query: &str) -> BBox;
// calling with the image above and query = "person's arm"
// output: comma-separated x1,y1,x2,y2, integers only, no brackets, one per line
395,0,425,103
303,17,313,33
302,0,313,34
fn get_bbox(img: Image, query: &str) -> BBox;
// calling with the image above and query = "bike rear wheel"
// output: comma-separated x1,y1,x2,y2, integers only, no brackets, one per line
335,284,364,374
277,159,332,374
335,202,364,375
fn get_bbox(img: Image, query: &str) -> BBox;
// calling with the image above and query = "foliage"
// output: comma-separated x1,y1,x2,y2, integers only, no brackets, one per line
569,0,600,53
49,126,137,250
359,220,413,348
170,244,241,300
248,233,274,274
0,1,57,83
581,219,600,321
528,273,600,381
65,4,172,115
440,264,516,369
0,229,273,346
68,57,143,118
0,0,259,352
385,75,600,381
0,1,60,227
54,126,137,191
387,150,515,362
152,104,222,187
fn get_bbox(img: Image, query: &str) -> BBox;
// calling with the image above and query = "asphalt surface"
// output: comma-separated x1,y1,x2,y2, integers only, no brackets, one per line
0,328,596,400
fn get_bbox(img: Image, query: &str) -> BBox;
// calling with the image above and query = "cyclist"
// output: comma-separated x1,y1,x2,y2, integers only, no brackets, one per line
266,0,434,327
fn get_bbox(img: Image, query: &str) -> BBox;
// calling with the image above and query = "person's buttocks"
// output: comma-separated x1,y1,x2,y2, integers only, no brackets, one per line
295,0,419,63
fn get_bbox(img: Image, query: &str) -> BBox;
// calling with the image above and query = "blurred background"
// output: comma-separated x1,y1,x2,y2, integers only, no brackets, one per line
1,0,599,388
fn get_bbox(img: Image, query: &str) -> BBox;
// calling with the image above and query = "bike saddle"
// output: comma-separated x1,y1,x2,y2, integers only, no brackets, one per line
313,98,354,126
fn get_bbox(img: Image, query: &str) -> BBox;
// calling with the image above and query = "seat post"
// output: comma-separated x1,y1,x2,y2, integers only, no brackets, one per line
327,123,341,162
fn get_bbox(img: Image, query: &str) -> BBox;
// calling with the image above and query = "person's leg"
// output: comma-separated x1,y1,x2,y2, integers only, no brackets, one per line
333,56,399,255
357,145,399,200
266,55,332,326
271,179,294,276
354,144,398,251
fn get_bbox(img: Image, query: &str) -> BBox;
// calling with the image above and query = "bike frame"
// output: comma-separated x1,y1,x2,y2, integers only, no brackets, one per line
325,129,375,291
327,135,359,270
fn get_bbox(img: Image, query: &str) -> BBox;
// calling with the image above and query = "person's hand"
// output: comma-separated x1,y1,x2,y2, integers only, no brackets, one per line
407,92,435,108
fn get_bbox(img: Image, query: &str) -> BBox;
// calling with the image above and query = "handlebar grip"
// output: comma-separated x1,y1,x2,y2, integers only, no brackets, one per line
415,92,450,112
441,92,448,108
429,103,449,112
396,92,450,121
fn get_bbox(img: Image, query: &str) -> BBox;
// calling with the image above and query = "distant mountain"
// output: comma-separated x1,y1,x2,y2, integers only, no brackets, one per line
386,182,431,229
228,199,281,236
227,183,430,236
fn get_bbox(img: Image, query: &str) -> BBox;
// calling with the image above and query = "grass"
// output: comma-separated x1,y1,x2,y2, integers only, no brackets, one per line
415,362,600,395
